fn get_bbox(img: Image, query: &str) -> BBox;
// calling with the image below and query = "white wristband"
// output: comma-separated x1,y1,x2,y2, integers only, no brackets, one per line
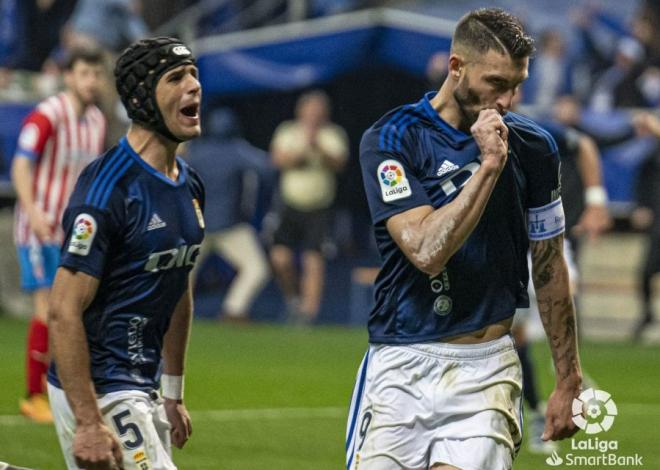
585,186,608,207
161,374,184,400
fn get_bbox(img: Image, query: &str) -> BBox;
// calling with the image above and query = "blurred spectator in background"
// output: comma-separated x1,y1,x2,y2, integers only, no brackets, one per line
64,0,149,54
631,111,660,340
0,0,77,71
187,108,272,323
524,29,572,113
269,90,348,324
425,51,448,90
589,36,647,111
11,47,106,423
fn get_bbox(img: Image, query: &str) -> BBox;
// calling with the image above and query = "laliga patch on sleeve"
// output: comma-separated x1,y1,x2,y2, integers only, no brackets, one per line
378,159,412,202
528,198,565,241
67,213,98,256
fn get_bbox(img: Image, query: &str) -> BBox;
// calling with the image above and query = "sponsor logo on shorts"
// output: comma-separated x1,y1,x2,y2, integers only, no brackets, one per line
133,449,152,470
67,213,97,256
378,159,411,202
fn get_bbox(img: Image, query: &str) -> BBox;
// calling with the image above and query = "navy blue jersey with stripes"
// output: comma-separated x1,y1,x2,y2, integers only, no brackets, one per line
47,137,205,393
360,92,561,344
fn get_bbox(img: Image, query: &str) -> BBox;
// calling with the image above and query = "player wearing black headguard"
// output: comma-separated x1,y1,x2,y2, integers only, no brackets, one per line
47,37,204,470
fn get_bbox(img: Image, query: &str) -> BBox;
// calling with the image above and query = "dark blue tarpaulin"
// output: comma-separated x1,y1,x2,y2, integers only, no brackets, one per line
195,10,453,97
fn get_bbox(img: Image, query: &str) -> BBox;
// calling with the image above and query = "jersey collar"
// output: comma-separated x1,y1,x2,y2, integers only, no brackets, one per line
420,92,473,147
120,137,187,187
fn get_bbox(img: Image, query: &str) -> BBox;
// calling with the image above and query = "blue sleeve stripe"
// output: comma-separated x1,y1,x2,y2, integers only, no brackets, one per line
98,158,134,209
85,148,124,206
379,108,406,151
15,148,38,161
394,115,419,152
386,110,412,152
535,125,558,154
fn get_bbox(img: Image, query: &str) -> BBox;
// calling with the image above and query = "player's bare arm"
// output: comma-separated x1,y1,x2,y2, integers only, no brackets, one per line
387,109,509,276
161,280,194,449
572,134,611,240
530,234,582,441
49,268,123,469
11,157,53,242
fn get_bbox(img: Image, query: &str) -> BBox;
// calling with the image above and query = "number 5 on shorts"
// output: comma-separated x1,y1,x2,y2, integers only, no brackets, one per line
112,409,144,449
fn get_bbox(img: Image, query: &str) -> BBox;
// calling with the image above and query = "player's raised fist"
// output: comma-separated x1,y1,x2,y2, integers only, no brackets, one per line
471,109,508,172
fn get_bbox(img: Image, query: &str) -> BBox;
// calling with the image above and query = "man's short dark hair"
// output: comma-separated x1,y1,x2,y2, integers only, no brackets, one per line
452,8,535,59
63,47,105,71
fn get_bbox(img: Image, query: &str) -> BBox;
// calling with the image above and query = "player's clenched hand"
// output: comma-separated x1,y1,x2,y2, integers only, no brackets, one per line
542,383,581,441
73,422,124,470
165,399,192,449
471,109,508,172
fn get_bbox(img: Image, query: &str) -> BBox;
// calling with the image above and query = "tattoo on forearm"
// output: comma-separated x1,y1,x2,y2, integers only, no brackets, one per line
531,238,561,289
532,237,581,382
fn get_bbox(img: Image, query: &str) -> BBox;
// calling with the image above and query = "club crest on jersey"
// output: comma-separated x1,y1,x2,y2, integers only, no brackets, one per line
192,198,205,229
378,159,411,202
67,213,97,256
433,295,453,316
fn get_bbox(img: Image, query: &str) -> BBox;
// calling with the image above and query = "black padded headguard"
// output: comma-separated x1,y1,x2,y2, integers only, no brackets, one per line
114,37,196,143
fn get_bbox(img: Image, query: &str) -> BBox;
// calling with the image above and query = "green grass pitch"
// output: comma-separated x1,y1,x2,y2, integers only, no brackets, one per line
0,315,658,469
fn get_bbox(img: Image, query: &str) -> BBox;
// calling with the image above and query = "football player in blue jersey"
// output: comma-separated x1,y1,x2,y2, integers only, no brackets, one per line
347,8,582,470
47,37,204,470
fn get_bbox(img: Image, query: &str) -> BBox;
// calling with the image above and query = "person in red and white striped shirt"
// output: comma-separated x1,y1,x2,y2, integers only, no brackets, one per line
11,47,106,423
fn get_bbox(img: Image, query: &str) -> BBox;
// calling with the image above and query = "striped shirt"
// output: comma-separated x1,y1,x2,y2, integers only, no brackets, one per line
13,92,106,246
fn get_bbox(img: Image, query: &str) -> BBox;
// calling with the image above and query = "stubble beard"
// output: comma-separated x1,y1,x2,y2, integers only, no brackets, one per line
453,83,482,134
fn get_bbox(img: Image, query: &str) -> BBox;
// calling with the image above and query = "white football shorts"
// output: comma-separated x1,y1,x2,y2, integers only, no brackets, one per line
48,384,176,470
346,335,523,470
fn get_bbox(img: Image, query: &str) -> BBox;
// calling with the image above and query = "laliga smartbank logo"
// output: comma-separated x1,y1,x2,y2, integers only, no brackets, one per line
545,388,644,467
571,388,617,434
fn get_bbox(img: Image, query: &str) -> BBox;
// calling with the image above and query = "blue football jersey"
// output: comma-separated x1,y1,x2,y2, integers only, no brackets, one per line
48,137,205,393
361,92,561,344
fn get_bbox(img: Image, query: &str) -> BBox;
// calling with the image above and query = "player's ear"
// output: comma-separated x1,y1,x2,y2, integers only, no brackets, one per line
448,54,464,81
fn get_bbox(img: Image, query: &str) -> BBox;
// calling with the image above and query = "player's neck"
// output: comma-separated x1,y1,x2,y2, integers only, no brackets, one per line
430,83,464,132
126,124,180,182
63,90,85,118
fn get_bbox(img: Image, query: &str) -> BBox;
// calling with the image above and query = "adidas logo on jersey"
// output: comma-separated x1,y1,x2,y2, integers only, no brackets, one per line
147,213,166,231
436,160,460,177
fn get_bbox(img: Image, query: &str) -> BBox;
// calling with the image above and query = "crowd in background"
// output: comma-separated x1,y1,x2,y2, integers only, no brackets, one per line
0,0,659,329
